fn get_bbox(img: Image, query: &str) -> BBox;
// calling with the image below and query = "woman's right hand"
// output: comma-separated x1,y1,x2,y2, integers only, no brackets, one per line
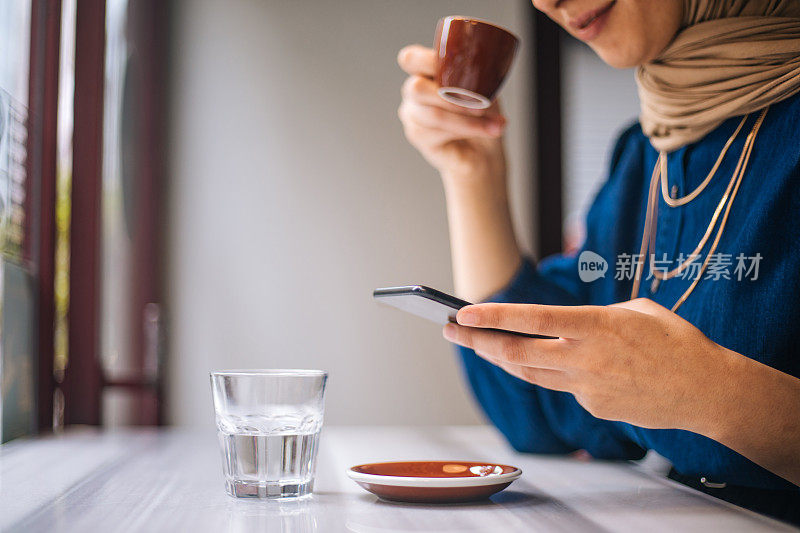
397,45,508,184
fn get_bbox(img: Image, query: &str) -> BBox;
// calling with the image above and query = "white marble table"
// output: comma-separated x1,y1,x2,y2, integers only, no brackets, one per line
0,426,794,532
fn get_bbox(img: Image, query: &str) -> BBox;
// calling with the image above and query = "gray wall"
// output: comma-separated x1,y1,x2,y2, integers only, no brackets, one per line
166,0,535,427
561,39,640,247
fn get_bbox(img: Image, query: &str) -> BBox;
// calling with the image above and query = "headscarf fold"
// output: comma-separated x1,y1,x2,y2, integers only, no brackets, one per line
636,0,800,152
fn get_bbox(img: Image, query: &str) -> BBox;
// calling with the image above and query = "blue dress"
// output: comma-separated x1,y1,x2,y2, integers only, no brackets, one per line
457,92,800,516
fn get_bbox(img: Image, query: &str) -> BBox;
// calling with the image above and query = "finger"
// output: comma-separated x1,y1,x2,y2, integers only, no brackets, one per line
402,75,502,119
496,362,573,393
477,349,571,391
400,101,504,138
443,323,569,370
398,103,467,146
397,45,436,77
456,303,604,339
399,116,465,147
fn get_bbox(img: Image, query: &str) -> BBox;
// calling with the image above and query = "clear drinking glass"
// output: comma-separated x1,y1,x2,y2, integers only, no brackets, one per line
210,369,328,498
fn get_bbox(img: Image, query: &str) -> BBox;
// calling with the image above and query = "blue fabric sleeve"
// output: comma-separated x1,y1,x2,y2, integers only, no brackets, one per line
458,260,646,460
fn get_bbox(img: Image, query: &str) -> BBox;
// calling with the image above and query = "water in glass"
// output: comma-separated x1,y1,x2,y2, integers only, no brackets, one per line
218,410,322,498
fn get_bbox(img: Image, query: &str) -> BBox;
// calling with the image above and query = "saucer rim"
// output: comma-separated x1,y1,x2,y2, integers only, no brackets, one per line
346,462,522,488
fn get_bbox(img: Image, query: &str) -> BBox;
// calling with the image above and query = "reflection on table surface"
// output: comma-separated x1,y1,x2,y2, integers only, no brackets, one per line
1,426,794,532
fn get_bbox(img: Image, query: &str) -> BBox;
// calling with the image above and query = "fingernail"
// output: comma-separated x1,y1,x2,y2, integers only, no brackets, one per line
457,308,478,326
397,47,410,64
443,323,458,341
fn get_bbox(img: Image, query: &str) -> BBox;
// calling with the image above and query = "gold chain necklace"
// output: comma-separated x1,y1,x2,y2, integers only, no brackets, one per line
660,114,748,208
652,116,750,282
630,107,768,312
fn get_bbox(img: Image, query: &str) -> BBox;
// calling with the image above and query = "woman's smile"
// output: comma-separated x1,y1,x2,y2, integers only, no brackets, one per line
568,0,617,42
532,0,683,68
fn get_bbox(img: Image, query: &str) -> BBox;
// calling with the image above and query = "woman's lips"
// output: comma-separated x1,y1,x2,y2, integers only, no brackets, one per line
569,0,616,41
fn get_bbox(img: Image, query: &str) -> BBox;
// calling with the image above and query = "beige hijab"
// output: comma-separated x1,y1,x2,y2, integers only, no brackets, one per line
637,0,800,152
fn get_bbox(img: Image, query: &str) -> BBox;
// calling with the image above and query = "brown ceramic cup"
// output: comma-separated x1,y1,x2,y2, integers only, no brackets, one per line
434,16,519,109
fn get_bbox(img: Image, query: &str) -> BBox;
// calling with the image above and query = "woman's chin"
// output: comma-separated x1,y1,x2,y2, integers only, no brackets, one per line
590,44,646,69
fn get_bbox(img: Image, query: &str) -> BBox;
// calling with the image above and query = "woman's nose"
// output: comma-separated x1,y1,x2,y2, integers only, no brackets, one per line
532,0,565,13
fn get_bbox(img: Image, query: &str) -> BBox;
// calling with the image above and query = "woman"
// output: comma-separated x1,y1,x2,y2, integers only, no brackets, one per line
397,0,800,524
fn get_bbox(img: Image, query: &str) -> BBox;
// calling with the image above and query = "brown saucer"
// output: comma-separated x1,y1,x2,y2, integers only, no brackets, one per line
347,460,522,503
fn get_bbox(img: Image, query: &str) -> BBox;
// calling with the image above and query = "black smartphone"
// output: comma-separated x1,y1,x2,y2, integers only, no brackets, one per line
373,285,555,339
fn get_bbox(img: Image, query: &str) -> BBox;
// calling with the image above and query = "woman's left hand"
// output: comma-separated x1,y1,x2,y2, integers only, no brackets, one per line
444,298,739,433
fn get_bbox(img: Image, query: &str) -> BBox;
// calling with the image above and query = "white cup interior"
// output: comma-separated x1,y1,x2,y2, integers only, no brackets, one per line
437,87,491,109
